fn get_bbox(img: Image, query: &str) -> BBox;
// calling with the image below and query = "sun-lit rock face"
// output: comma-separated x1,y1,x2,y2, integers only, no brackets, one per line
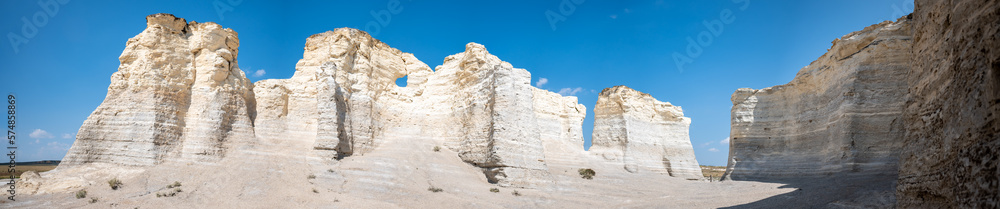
56,14,637,189
723,17,912,180
897,0,1000,208
417,43,554,187
251,29,570,188
591,86,702,179
251,28,434,160
533,88,588,167
61,13,256,166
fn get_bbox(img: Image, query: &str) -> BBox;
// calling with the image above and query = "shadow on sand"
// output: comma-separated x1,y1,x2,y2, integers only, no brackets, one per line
722,173,898,208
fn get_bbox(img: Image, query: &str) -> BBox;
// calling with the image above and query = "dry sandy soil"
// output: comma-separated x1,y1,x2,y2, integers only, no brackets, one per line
1,133,806,208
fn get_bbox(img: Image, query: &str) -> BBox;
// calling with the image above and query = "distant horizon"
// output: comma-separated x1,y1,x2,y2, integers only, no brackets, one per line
0,0,914,166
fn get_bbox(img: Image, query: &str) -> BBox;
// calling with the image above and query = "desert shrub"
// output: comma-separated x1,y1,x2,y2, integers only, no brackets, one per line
578,168,596,180
308,174,316,179
312,188,319,193
167,181,181,188
89,197,98,203
427,186,443,193
433,146,441,152
327,169,335,173
108,178,123,190
511,190,521,196
156,188,182,197
75,190,87,199
490,188,500,193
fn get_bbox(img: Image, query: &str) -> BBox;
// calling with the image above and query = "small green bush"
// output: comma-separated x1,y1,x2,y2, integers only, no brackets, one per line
578,168,596,180
75,190,87,199
308,174,316,179
490,188,500,193
89,197,98,203
511,190,521,196
433,146,441,152
108,178,123,190
427,186,443,193
167,181,181,188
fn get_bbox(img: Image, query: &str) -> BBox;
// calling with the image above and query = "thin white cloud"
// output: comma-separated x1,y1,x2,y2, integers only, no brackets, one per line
720,137,730,145
536,78,549,88
708,148,720,152
609,15,618,19
30,129,54,139
701,142,712,146
46,141,70,151
558,87,585,96
624,8,632,13
253,69,266,77
62,133,74,139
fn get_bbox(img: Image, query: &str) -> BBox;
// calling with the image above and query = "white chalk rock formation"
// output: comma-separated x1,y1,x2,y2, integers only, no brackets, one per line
415,43,553,187
251,29,564,188
57,14,592,189
533,88,588,167
61,13,256,166
252,29,433,160
723,17,912,180
590,86,702,179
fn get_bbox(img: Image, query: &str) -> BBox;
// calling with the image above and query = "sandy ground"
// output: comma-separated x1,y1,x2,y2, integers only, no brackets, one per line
1,131,807,208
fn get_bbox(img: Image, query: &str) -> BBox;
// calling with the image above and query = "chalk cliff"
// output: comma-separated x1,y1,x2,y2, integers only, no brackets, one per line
53,13,707,192
252,29,557,187
591,86,702,179
897,0,999,208
61,13,257,166
723,17,912,180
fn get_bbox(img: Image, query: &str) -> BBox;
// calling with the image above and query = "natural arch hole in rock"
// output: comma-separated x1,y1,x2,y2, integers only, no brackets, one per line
395,75,408,87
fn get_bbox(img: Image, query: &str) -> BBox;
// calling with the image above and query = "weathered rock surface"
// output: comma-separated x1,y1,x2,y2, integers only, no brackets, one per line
533,88,588,167
250,29,558,187
418,43,553,187
897,0,1000,208
723,18,912,180
53,13,705,193
251,29,433,160
591,86,702,179
61,13,256,166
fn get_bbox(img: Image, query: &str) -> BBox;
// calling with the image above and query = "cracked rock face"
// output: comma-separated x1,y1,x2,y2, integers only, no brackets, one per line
252,30,560,187
722,17,912,181
591,86,702,179
897,0,1000,208
61,13,256,166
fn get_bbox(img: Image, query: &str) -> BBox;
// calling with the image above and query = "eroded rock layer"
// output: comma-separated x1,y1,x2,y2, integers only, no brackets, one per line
533,88,588,167
61,14,256,166
58,13,705,190
722,18,912,180
251,29,561,188
591,86,702,179
897,0,1000,208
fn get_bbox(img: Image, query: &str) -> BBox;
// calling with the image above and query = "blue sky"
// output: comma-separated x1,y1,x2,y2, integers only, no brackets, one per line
0,0,912,165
